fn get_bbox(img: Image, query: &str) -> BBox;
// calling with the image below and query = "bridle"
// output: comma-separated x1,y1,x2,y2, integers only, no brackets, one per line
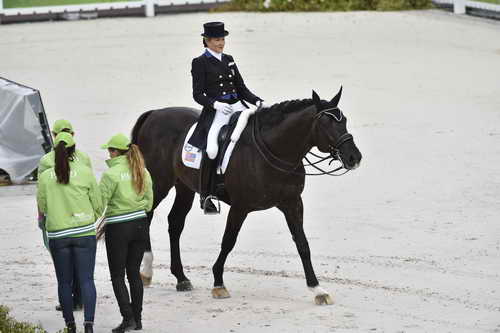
309,107,354,175
252,105,354,176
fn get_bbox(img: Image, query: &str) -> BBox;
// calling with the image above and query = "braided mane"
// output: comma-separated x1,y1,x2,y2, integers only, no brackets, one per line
257,99,315,130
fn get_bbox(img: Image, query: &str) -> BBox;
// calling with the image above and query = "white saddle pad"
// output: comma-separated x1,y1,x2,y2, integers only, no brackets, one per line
182,123,237,174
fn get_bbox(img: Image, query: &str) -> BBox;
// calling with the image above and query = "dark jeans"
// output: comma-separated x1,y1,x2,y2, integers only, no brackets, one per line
105,218,148,322
72,270,81,305
50,251,81,307
49,235,97,324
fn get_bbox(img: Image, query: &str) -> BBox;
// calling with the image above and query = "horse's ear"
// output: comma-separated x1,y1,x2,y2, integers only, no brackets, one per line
330,86,343,107
312,90,321,108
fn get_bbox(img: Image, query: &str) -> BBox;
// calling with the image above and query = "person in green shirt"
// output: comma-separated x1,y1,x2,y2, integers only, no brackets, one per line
99,133,153,333
38,119,92,179
37,132,103,333
37,119,90,313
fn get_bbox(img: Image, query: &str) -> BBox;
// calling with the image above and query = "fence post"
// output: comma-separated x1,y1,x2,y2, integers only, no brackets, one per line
454,0,466,14
144,0,154,17
0,0,4,24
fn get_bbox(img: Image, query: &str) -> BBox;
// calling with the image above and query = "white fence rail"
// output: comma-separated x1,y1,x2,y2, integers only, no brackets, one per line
1,0,499,22
2,0,143,15
433,0,500,13
0,0,228,18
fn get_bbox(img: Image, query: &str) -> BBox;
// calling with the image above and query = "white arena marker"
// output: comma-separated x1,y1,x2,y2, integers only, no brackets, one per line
145,0,155,17
454,0,466,14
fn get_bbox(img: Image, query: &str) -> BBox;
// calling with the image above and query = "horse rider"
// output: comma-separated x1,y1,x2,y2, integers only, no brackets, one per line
37,119,92,313
37,132,103,333
99,133,153,333
188,21,266,214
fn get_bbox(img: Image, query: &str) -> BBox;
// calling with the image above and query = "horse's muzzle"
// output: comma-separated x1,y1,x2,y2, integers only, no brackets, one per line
334,140,362,171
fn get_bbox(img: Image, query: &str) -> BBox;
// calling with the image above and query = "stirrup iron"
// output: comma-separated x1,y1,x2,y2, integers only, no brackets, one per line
203,195,220,215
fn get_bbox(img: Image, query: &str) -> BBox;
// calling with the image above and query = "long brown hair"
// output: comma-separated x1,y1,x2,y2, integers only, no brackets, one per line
114,144,146,195
128,144,146,195
54,142,75,184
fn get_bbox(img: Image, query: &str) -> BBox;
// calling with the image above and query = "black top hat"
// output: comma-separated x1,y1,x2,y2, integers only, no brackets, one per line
201,22,229,38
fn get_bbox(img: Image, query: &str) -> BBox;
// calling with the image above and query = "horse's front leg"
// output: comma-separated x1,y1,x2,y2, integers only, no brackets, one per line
278,197,333,305
211,206,248,299
168,182,195,291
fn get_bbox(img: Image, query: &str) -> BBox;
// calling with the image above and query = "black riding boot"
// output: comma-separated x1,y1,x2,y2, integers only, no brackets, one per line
199,153,219,215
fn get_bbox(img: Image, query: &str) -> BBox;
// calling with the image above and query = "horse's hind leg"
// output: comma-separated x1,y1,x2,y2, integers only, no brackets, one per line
278,197,333,305
141,180,172,286
168,181,195,291
211,207,248,299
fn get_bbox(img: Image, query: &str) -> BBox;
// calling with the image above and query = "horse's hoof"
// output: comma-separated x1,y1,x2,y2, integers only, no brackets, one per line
314,293,334,305
140,273,152,287
176,280,193,292
211,286,230,299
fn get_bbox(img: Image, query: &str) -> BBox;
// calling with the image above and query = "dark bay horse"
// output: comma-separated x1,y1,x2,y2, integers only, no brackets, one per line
132,88,362,305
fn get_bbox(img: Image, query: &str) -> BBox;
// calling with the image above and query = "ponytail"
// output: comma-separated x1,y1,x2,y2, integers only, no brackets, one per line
54,142,75,184
126,144,146,195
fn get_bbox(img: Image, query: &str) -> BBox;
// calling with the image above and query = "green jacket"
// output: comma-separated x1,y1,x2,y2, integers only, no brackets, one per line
100,155,153,223
38,149,92,180
37,161,103,239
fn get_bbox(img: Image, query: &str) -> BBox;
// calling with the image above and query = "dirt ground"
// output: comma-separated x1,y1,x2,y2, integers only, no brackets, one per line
1,9,500,333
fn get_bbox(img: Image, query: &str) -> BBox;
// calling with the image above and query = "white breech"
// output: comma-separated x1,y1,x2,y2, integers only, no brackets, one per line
206,101,247,159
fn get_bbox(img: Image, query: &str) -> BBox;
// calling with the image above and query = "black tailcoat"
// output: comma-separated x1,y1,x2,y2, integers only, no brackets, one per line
188,50,262,149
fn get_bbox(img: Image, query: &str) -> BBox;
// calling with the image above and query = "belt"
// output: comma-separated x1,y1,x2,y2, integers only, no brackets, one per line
220,93,238,100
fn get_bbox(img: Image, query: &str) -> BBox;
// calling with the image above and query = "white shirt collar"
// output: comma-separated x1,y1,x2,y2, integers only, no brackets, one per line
206,48,222,61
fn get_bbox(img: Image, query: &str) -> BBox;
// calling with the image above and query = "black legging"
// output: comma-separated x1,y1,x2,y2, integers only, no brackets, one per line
105,218,148,322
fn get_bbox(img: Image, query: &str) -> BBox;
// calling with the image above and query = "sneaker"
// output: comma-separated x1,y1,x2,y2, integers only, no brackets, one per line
112,318,137,333
134,320,142,330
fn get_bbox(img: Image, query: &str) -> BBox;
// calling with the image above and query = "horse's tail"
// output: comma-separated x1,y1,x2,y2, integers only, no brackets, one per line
131,110,154,144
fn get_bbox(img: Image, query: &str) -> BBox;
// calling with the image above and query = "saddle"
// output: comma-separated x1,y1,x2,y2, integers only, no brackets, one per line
216,112,241,166
210,111,242,200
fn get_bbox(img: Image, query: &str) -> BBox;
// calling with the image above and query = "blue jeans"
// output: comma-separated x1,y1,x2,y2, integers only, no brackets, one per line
49,235,97,325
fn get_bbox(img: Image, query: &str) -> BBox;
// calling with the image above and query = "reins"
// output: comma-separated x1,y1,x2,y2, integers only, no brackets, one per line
252,106,352,177
252,109,306,174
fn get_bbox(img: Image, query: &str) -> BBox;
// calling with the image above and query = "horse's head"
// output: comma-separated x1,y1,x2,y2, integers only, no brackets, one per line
311,87,362,170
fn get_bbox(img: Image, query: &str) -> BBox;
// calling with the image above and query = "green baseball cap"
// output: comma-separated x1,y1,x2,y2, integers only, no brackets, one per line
54,132,75,147
52,119,73,134
101,133,131,150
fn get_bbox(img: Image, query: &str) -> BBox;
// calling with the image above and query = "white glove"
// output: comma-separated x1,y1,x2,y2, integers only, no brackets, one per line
214,101,233,115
